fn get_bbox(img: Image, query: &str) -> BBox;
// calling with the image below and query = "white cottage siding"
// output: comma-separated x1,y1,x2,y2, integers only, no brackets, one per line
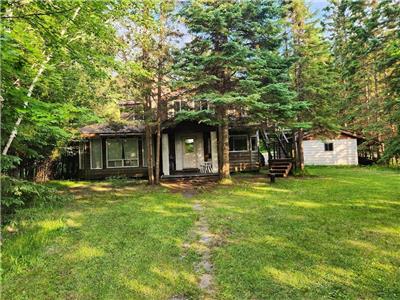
303,139,358,166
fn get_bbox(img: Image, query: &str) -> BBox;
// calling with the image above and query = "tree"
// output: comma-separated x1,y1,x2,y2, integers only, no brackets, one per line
1,0,122,179
285,0,339,170
325,0,400,163
177,0,299,179
115,0,178,184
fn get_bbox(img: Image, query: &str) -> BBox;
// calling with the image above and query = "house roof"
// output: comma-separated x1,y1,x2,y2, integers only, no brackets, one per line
79,122,145,136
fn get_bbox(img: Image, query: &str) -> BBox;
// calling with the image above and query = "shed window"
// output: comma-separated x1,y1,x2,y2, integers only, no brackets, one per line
251,136,258,152
229,135,248,152
324,142,334,151
106,138,139,168
90,139,103,169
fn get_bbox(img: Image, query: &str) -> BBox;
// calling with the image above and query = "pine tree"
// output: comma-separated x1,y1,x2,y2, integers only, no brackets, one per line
177,0,298,179
325,0,400,163
116,0,178,184
285,0,339,170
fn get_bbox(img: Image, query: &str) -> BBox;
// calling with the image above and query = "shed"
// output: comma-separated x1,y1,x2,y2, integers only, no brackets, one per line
303,130,359,166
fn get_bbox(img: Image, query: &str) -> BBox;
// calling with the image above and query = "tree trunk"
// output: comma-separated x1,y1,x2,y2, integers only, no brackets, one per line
34,158,55,183
34,149,60,182
296,129,305,171
145,124,154,185
220,114,230,179
154,121,161,184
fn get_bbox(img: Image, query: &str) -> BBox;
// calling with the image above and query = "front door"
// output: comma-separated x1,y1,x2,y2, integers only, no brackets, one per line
183,137,197,169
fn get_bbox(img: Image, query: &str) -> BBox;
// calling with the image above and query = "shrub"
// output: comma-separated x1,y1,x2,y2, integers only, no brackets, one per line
1,155,21,172
1,176,70,221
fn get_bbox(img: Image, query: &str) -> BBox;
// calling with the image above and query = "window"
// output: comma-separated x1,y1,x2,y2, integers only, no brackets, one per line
90,139,103,169
79,143,85,170
142,138,147,167
324,142,334,151
106,138,139,168
229,135,248,152
184,138,195,153
251,136,258,152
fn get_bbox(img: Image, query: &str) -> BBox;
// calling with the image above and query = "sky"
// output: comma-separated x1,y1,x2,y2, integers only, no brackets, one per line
309,0,329,15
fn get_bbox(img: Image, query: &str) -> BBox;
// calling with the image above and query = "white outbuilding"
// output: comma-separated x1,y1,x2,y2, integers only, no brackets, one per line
303,131,359,166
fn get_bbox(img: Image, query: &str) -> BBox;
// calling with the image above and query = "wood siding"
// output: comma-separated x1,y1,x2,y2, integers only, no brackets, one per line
77,136,149,179
303,139,358,165
229,151,259,172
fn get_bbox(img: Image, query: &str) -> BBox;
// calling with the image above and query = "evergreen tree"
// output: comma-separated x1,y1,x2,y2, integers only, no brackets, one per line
115,0,178,184
177,0,298,179
325,0,400,163
285,0,339,170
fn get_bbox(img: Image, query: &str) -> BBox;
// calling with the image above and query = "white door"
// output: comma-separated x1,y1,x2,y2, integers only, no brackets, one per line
182,137,197,169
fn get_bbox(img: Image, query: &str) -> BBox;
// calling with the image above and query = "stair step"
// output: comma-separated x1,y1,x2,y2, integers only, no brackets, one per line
270,173,288,178
269,165,289,169
270,169,287,173
269,159,293,163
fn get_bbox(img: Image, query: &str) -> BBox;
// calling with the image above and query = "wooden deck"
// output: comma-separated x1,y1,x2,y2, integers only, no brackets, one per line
161,172,219,181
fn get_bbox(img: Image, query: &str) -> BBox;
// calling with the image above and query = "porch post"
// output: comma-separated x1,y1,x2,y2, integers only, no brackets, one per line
162,133,170,176
210,131,219,173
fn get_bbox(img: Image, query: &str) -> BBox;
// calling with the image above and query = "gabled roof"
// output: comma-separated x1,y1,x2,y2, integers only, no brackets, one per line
303,129,364,140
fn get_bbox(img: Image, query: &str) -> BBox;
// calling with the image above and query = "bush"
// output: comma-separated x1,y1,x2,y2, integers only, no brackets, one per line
1,154,21,172
1,176,70,221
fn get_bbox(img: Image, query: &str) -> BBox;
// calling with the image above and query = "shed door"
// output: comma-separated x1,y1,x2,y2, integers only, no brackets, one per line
182,137,197,169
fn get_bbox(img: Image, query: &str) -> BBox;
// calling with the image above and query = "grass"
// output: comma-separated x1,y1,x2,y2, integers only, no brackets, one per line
2,167,400,299
199,167,400,299
2,181,200,299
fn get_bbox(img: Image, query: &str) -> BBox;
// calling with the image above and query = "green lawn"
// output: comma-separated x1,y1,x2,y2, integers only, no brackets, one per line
201,167,400,299
2,181,200,299
2,167,400,299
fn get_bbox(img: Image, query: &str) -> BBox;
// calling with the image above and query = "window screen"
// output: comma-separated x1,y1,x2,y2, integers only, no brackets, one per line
90,139,103,169
324,142,334,151
124,138,139,166
106,138,139,168
229,136,248,151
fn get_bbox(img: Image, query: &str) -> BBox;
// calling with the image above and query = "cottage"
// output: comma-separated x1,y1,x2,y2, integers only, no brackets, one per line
76,101,260,180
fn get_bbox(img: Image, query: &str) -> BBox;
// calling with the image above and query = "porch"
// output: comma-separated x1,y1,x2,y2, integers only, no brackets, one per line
161,121,219,177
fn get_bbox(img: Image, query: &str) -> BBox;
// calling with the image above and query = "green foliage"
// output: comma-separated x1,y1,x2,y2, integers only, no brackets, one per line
1,176,70,220
325,0,400,160
1,155,21,172
286,0,339,133
1,0,121,173
176,0,300,126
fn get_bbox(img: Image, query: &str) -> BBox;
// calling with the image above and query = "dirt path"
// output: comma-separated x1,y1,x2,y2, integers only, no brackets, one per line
192,201,215,297
166,182,216,299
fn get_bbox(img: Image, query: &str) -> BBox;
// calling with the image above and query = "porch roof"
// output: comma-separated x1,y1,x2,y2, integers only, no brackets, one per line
79,122,145,137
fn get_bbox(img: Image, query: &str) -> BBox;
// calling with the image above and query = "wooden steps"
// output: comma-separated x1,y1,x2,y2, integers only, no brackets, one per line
268,159,293,178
